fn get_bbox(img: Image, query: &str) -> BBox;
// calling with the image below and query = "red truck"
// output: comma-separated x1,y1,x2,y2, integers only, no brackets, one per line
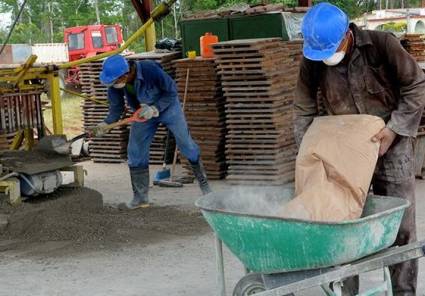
64,24,124,85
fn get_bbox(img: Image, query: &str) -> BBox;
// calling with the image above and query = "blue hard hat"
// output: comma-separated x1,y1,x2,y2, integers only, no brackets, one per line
301,2,349,61
99,55,129,85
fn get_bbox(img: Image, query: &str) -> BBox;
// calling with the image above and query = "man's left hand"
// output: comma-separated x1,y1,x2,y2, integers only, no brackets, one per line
371,127,397,157
138,104,159,120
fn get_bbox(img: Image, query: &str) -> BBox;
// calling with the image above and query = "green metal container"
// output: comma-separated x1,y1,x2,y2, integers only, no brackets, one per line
196,187,409,274
180,18,229,55
229,13,289,41
180,13,296,56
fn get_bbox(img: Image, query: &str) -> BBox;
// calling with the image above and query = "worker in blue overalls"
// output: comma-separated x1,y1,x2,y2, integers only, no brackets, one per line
91,55,211,209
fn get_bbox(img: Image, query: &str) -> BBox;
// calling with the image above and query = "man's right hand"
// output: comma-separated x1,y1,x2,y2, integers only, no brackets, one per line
138,104,159,120
89,122,109,138
371,127,397,157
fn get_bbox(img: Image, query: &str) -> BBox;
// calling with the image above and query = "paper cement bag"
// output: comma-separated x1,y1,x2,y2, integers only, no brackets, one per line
280,115,385,222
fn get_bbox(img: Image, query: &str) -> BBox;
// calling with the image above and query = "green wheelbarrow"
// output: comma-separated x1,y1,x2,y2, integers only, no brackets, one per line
196,186,425,296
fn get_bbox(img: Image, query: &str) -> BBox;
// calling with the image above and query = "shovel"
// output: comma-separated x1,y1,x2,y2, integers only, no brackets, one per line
36,133,87,155
37,107,148,155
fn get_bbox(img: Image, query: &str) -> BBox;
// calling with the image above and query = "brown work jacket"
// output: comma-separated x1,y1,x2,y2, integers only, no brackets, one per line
294,23,425,182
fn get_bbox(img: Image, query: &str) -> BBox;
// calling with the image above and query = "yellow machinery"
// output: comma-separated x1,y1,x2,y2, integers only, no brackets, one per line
0,0,176,205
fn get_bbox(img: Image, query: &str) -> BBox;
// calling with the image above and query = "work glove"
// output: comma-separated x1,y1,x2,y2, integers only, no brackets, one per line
139,104,159,120
90,122,109,137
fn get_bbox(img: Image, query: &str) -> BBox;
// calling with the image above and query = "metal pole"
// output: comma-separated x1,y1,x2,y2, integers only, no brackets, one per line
363,13,368,30
145,25,157,52
94,0,100,25
47,73,63,134
48,2,54,43
384,267,393,296
215,235,226,296
94,0,101,24
407,8,411,33
173,3,178,39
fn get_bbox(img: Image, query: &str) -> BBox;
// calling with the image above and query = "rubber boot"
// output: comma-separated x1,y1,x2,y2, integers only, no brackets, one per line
190,160,212,195
127,167,150,209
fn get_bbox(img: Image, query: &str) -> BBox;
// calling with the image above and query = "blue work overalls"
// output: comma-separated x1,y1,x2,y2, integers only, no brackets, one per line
104,60,200,169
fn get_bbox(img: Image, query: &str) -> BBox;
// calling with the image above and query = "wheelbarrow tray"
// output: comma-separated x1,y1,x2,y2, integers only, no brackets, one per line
196,186,409,274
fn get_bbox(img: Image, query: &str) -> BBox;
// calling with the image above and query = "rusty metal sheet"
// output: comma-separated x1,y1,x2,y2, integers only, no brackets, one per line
0,91,43,133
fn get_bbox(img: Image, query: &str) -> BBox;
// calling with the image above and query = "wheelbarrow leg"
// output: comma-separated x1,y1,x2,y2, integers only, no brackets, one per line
332,282,343,296
383,267,393,296
215,235,226,296
321,284,337,296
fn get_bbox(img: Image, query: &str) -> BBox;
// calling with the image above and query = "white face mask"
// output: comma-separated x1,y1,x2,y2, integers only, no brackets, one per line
323,51,346,66
113,82,126,89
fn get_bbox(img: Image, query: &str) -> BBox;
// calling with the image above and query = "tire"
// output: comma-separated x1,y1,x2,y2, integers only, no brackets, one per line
233,273,266,296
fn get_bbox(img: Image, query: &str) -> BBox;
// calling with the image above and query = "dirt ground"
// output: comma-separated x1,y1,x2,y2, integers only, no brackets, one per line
0,161,424,296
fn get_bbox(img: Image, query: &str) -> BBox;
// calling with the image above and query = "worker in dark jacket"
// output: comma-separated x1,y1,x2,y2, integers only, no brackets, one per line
92,55,211,209
295,3,425,295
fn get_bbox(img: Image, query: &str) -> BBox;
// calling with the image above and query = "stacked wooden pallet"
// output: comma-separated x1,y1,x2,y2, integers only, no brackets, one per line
175,58,226,179
184,4,308,19
79,51,181,163
80,61,129,163
0,133,16,151
212,38,301,185
402,34,425,62
127,51,180,78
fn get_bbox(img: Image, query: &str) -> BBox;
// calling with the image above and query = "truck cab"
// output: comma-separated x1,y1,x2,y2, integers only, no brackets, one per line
64,24,123,61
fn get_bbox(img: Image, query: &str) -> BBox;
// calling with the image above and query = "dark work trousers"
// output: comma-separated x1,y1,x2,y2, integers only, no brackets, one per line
342,177,417,295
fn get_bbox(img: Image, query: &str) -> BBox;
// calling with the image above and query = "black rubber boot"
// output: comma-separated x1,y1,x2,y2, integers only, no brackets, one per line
190,160,211,195
127,167,150,209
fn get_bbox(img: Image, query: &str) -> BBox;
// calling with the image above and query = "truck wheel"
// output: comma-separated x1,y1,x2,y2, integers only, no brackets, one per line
233,273,266,296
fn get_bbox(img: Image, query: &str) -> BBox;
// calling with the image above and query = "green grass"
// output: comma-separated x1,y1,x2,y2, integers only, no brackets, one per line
43,94,83,138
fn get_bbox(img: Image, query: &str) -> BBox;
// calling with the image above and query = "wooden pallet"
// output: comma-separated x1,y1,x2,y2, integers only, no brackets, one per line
402,34,425,62
0,132,17,151
175,57,227,179
213,39,302,185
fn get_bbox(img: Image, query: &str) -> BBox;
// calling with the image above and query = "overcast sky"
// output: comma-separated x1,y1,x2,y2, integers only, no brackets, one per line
0,12,11,29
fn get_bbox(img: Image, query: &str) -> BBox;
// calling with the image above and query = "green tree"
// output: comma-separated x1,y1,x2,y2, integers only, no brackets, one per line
1,0,422,49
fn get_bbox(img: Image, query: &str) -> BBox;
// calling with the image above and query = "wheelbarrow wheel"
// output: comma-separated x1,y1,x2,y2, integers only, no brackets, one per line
233,273,266,296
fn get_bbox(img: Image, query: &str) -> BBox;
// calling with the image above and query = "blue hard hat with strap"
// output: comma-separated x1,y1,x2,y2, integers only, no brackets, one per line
301,2,349,61
99,54,130,85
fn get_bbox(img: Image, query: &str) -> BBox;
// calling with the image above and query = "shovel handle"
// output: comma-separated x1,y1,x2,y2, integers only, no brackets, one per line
69,133,88,143
103,107,148,131
104,118,132,130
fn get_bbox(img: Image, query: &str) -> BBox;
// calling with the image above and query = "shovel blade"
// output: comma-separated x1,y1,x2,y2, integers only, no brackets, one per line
36,135,70,155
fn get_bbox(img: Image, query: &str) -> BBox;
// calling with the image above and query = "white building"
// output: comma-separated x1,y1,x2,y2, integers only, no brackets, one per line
354,8,425,33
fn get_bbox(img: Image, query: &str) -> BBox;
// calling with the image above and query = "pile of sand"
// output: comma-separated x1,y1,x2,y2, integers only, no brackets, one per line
0,188,207,246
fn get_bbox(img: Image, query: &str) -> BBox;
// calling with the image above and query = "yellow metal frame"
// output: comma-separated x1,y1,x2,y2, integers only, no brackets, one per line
0,0,175,150
0,165,85,206
0,177,21,206
47,72,64,134
145,24,156,52
61,87,108,106
61,165,86,187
